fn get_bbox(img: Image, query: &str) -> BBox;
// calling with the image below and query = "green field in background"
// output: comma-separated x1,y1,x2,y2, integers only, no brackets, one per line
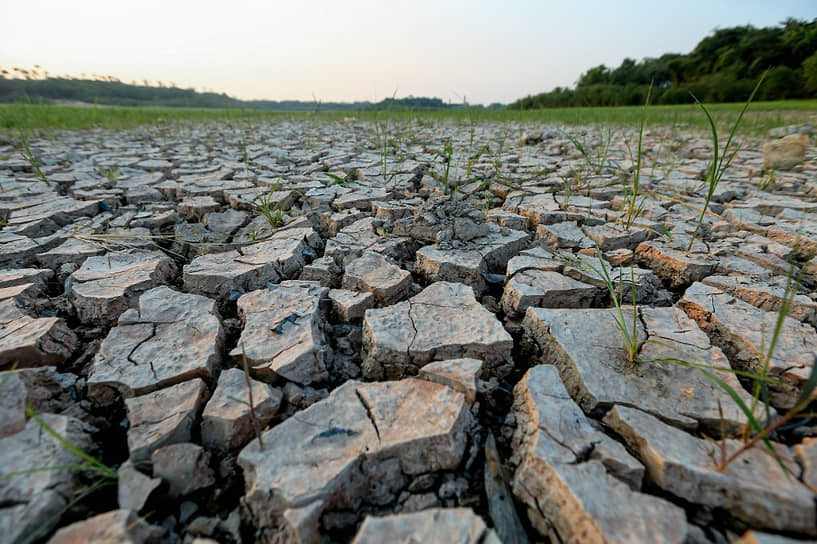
1,101,816,135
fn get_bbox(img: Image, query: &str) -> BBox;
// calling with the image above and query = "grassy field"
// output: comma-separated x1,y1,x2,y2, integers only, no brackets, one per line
1,100,816,135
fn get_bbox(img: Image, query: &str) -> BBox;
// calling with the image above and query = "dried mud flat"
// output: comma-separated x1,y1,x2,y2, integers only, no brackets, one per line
1,119,817,544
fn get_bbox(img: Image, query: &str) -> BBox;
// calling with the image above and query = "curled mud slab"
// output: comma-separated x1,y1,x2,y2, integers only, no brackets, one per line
1,120,817,543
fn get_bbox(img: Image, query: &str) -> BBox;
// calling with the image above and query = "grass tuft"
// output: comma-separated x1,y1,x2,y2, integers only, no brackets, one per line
252,179,288,229
686,72,765,251
622,81,652,230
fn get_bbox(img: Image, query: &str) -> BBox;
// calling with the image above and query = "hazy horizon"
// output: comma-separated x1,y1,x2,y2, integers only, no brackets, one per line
1,0,815,105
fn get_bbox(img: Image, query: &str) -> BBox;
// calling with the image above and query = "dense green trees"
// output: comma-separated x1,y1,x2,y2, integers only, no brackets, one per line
510,18,817,109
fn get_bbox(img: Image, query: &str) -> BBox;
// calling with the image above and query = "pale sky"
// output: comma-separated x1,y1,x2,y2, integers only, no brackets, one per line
1,0,815,105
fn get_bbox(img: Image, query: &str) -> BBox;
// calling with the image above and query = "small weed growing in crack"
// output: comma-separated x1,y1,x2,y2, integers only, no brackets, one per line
373,89,399,181
432,137,458,196
18,130,50,186
622,81,652,231
96,166,120,182
560,247,645,366
559,170,584,211
252,179,287,229
592,244,645,366
564,126,613,175
324,171,354,186
759,169,776,191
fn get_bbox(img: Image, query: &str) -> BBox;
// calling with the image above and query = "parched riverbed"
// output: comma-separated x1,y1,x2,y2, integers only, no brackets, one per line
1,119,816,543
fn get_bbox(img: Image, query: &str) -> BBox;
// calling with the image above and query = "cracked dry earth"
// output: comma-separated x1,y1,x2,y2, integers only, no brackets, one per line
1,119,817,544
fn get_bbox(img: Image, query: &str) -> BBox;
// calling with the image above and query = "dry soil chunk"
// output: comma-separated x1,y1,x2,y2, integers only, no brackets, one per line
178,195,221,220
183,228,312,304
351,508,499,544
0,415,95,543
201,368,282,451
125,378,208,462
363,282,513,379
238,378,473,544
393,197,491,243
680,281,817,409
68,250,177,324
0,366,77,438
0,314,77,370
328,288,374,322
487,208,527,230
323,217,382,264
230,281,330,384
151,442,215,497
702,273,817,326
0,281,43,309
0,232,44,269
418,358,482,405
300,255,342,287
37,237,106,268
47,509,163,544
537,221,593,250
511,366,685,543
583,224,652,251
415,245,487,293
203,208,248,234
117,460,161,513
87,286,224,401
342,251,411,305
6,197,99,235
505,247,563,277
333,186,390,210
500,269,600,316
636,241,718,288
474,227,530,270
324,217,414,267
604,405,816,535
521,306,755,431
321,209,369,236
763,133,808,170
0,267,53,289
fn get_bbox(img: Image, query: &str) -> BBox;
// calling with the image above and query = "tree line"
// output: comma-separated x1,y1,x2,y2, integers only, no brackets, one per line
0,70,495,111
510,18,817,109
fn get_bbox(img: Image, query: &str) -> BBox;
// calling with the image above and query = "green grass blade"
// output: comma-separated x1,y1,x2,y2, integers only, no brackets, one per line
792,356,817,413
654,356,786,473
324,172,348,186
564,132,588,160
20,478,116,544
717,71,766,179
645,354,784,386
696,368,779,455
25,408,117,479
0,465,96,478
593,244,637,360
646,353,782,469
